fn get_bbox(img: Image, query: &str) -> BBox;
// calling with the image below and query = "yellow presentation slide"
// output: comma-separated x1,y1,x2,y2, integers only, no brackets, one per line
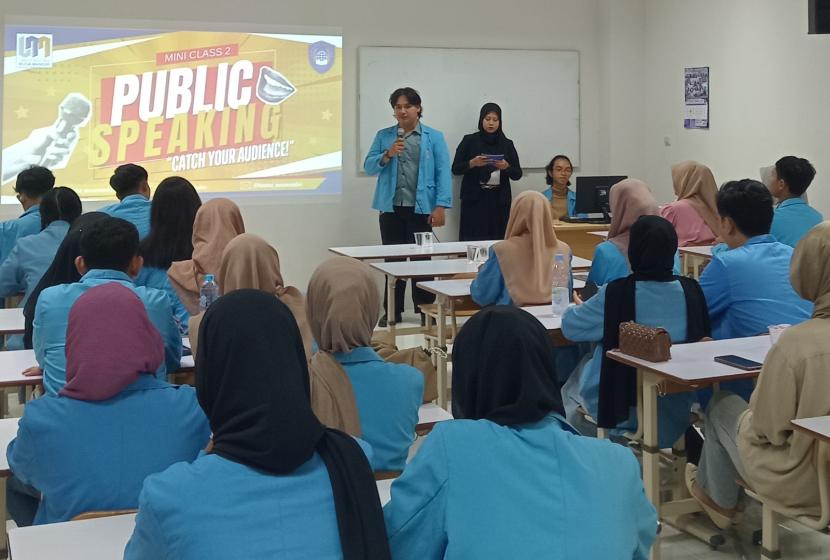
2,25,342,202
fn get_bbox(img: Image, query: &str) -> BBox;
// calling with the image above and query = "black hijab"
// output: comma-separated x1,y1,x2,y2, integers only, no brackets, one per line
452,305,564,424
598,216,710,428
23,212,109,349
478,102,504,146
195,290,390,560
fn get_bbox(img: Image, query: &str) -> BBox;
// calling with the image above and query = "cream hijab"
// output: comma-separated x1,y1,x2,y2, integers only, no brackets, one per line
168,198,245,315
305,257,380,436
188,234,313,360
790,221,830,319
608,179,660,260
671,161,721,236
494,191,570,306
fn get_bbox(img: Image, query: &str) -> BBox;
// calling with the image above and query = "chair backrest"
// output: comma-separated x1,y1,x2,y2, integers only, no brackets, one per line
71,509,138,521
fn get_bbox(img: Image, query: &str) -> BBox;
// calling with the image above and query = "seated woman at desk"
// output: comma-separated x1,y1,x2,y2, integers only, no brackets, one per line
471,191,571,307
542,154,575,220
383,305,657,559
188,233,313,360
688,222,830,529
587,178,679,287
306,257,422,472
561,216,711,447
660,161,720,247
7,283,209,526
125,291,390,560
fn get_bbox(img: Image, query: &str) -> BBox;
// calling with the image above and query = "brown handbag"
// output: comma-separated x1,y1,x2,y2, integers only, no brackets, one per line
618,321,672,362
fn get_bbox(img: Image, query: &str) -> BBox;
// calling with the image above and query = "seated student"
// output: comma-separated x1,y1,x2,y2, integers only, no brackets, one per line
699,179,812,340
124,290,390,560
384,306,657,559
472,190,571,306
587,179,680,287
167,198,245,316
135,176,202,333
6,283,209,526
561,216,710,446
307,257,422,471
100,164,152,239
21,213,107,351
0,166,55,264
660,160,720,246
768,156,823,247
0,187,81,350
542,154,575,220
687,222,830,529
188,233,313,359
33,217,181,394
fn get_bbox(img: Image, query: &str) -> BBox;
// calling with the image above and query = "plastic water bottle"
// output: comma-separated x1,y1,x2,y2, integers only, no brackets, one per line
199,274,220,312
551,253,570,317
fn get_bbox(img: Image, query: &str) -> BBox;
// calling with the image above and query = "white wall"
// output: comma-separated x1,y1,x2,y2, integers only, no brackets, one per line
1,0,620,288
642,0,830,214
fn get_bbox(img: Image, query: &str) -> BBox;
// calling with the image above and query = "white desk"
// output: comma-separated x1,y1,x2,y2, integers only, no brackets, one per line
679,245,714,279
792,416,830,445
0,418,20,555
588,230,609,239
8,479,398,559
0,308,24,336
0,350,43,389
520,305,564,331
416,403,453,432
607,335,770,559
330,241,497,261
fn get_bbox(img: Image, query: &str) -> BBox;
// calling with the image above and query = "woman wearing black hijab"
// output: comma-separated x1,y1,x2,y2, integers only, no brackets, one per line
124,290,390,560
452,103,523,241
384,305,657,559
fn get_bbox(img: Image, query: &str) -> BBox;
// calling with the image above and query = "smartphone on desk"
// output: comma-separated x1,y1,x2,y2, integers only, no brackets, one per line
713,354,762,371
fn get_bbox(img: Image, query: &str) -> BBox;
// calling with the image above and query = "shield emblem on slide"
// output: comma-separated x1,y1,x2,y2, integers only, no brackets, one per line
308,41,336,74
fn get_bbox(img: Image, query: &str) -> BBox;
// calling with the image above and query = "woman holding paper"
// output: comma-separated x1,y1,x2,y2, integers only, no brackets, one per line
452,103,522,241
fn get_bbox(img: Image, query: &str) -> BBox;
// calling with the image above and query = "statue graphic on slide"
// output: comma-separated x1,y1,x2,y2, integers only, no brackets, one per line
2,93,92,184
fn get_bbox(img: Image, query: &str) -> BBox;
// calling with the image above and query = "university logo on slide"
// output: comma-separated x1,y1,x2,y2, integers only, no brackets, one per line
16,33,53,68
308,41,335,74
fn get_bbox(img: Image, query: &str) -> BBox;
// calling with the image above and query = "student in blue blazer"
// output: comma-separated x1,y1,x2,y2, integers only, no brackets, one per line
363,87,452,326
0,166,54,265
768,156,823,248
100,164,152,239
7,282,209,526
384,306,657,559
542,154,576,220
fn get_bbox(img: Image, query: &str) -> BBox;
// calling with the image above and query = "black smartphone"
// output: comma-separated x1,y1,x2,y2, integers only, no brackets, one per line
713,354,762,371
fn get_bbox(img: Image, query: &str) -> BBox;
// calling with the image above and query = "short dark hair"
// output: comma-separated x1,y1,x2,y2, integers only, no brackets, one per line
40,187,82,230
545,155,573,186
140,176,202,269
79,217,139,272
389,87,423,118
775,156,816,196
109,164,148,199
15,166,55,198
717,179,773,237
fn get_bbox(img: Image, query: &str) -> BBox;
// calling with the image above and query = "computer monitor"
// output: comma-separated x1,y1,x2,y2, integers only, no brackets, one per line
574,176,627,219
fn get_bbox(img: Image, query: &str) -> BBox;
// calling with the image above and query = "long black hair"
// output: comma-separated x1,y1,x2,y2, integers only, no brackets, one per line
139,176,202,269
39,186,82,230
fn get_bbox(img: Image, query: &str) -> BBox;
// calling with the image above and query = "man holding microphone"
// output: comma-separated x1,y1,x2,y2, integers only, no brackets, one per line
364,87,452,327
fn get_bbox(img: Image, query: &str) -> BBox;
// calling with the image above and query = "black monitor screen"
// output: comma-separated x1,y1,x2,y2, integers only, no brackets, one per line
574,176,627,216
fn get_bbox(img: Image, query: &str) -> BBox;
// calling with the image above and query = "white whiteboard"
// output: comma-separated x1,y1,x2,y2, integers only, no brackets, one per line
358,47,580,169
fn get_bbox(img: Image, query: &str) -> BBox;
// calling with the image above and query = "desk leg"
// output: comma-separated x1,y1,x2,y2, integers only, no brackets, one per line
642,372,662,560
386,274,397,339
437,296,447,409
1,477,7,558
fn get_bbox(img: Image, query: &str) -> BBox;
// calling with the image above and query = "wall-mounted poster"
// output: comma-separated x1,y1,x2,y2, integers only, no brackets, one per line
684,66,709,129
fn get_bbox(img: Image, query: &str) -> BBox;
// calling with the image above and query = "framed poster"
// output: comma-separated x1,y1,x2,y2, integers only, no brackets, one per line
684,66,709,129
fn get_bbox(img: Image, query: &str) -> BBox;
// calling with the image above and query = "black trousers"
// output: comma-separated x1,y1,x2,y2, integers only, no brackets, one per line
379,206,436,318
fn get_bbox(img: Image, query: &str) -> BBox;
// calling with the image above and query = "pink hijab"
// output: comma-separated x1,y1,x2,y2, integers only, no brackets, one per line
608,179,660,261
60,283,164,401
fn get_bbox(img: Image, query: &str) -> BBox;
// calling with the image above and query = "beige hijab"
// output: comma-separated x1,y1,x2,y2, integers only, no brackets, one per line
608,179,659,260
305,257,379,436
188,234,313,361
494,191,570,306
791,221,830,319
671,161,721,236
168,198,245,315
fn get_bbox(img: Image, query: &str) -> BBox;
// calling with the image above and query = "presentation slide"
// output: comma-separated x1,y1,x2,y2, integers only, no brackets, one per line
2,24,342,202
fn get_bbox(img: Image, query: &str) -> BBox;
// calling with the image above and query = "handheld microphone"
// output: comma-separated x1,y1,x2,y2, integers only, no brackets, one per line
397,127,405,140
39,93,92,168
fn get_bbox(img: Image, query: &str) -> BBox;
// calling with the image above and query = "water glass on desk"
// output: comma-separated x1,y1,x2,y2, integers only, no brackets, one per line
466,245,489,265
768,324,790,345
415,231,435,249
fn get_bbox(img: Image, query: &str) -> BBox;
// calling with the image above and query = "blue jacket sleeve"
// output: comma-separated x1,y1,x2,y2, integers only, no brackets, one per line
0,220,20,265
470,253,507,306
561,285,607,343
698,256,730,333
0,244,25,298
7,413,40,489
363,131,387,176
384,427,449,560
144,291,183,377
431,132,452,208
32,295,48,368
586,244,611,287
627,452,658,559
123,487,169,560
